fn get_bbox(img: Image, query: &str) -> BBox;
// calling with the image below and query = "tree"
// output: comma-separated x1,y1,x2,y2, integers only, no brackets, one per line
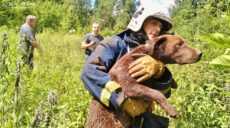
93,0,116,30
172,0,230,41
201,32,230,67
113,0,136,33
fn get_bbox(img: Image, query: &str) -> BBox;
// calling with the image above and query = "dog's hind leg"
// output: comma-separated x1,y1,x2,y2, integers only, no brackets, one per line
122,83,179,118
85,99,131,128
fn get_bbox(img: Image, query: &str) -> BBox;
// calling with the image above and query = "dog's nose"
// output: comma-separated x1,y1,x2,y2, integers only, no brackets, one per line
198,53,202,58
197,53,202,61
195,49,202,59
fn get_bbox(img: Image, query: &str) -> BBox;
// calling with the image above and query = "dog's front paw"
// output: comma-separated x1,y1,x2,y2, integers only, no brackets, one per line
121,98,151,117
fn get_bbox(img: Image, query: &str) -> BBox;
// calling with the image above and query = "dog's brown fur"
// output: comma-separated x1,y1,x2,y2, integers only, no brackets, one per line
85,35,202,128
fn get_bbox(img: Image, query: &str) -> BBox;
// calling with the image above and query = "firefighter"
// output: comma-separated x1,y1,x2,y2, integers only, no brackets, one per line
82,5,174,128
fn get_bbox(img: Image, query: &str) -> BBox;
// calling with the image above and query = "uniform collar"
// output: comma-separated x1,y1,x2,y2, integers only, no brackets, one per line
117,29,148,46
123,31,147,51
124,33,140,46
115,29,148,51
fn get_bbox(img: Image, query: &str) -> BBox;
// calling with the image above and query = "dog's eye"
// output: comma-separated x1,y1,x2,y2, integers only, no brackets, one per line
176,44,182,48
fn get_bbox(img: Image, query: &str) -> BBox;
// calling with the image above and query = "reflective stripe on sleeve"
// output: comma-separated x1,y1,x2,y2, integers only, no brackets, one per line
105,81,121,93
100,81,121,107
100,89,111,106
161,86,171,94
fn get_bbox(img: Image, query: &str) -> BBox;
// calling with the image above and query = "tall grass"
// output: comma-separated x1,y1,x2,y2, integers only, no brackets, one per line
0,32,9,128
0,27,229,127
0,28,90,127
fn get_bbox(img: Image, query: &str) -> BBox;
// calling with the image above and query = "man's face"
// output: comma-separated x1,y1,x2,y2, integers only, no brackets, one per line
92,23,100,35
143,18,163,40
29,19,36,28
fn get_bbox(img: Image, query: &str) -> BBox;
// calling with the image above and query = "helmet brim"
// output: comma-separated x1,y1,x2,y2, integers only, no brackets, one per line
150,14,173,32
127,14,173,32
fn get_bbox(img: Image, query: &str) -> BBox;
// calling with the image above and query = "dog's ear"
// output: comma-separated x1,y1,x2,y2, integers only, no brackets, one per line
154,36,167,52
131,53,147,60
153,36,167,58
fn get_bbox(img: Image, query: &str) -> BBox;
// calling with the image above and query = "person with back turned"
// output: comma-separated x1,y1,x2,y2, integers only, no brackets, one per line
18,15,38,70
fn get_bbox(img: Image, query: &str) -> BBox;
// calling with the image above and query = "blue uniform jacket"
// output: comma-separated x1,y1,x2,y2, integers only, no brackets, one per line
81,30,173,110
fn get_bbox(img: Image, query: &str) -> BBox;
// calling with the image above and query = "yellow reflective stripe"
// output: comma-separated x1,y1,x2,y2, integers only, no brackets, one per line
161,86,171,94
100,89,111,106
105,81,121,92
100,81,121,107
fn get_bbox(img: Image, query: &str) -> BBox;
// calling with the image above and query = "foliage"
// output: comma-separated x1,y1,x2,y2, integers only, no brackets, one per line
0,0,136,35
170,0,230,127
201,33,230,67
0,29,90,127
0,1,63,32
202,33,230,48
210,55,230,67
168,63,230,128
0,0,229,127
172,0,230,41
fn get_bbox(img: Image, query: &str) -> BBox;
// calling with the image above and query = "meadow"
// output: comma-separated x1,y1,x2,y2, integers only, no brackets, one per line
0,26,229,128
0,0,230,127
0,28,91,128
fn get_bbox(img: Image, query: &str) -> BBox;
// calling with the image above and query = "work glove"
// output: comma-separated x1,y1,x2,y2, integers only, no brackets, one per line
128,55,165,83
115,92,153,117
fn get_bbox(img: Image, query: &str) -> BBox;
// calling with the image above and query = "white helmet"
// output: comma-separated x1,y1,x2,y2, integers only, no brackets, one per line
127,5,173,32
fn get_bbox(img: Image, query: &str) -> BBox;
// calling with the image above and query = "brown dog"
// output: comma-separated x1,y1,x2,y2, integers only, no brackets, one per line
86,35,202,128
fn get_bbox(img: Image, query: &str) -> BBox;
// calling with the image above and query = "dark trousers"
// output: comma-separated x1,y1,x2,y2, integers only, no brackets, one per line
18,42,34,70
22,53,34,70
131,112,169,128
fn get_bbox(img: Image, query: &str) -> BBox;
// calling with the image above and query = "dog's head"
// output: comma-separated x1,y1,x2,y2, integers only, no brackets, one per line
145,35,202,64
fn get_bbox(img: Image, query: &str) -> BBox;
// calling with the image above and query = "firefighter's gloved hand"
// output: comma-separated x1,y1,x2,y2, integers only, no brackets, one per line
128,55,165,83
115,92,153,117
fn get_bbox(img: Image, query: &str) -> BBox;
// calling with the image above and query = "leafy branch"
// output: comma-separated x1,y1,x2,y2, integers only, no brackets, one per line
201,32,230,67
